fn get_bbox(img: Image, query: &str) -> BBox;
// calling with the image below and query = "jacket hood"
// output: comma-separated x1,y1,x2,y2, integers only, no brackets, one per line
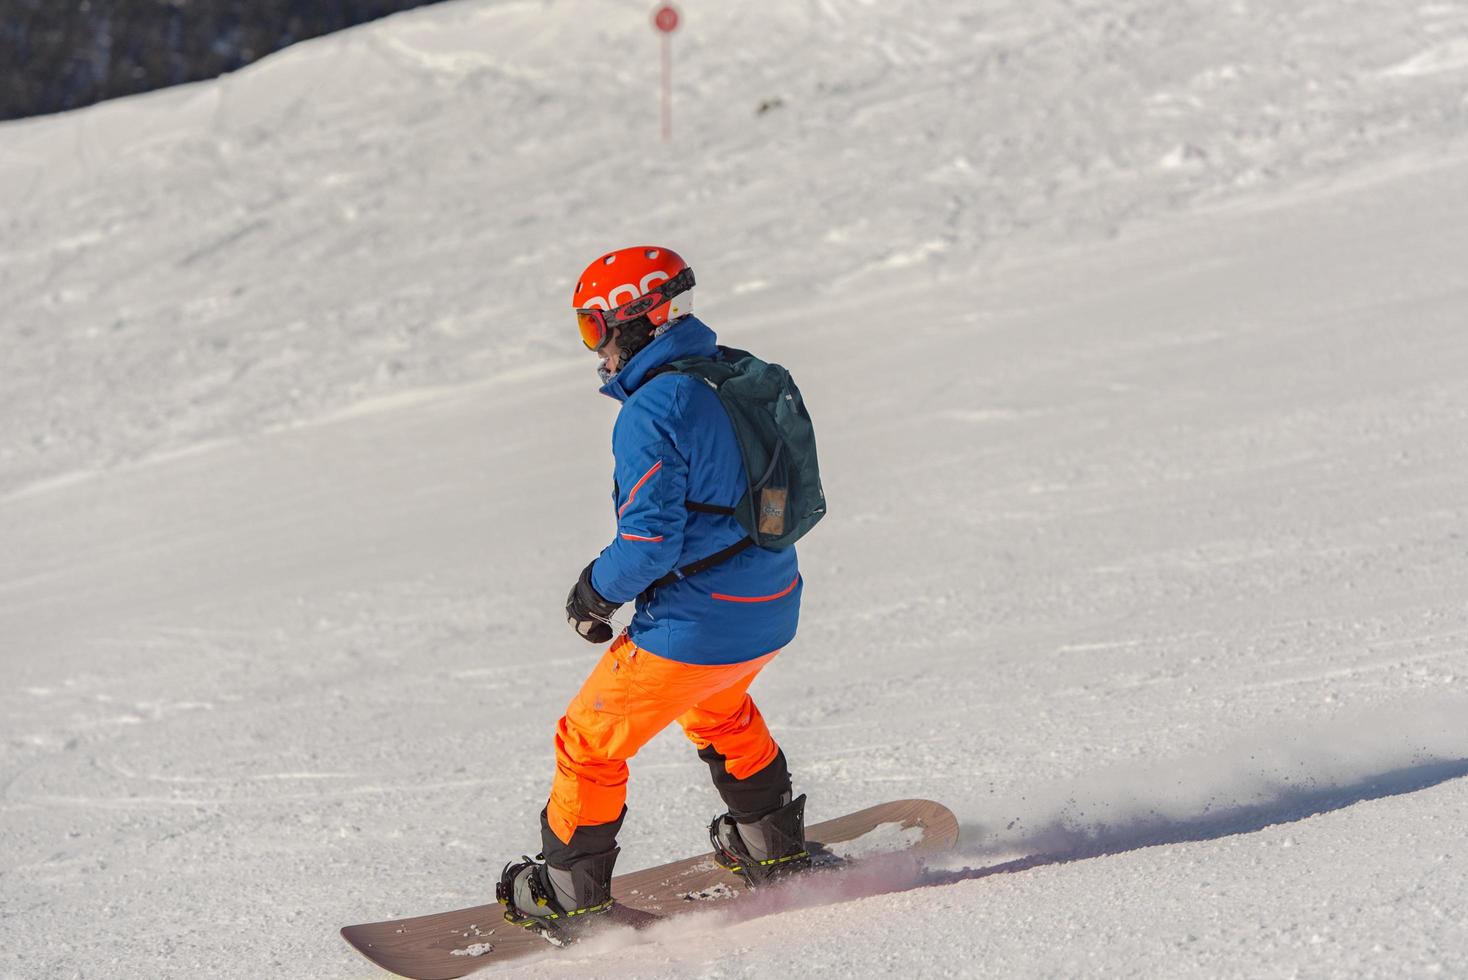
599,316,718,402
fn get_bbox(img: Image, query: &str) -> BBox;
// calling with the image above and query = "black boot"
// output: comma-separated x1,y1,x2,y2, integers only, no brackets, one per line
496,848,619,943
709,793,811,886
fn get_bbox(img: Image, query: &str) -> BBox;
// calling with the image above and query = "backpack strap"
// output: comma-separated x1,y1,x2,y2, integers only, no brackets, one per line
647,536,756,591
686,500,736,515
645,356,734,516
638,351,755,594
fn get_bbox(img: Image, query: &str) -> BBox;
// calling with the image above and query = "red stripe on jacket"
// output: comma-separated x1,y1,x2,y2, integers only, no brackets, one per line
618,460,663,517
711,575,800,603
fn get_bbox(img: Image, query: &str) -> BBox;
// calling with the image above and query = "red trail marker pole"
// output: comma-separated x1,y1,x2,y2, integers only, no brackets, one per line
653,4,680,142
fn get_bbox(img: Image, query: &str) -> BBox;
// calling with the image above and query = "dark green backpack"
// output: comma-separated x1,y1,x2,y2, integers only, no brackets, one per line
647,346,826,588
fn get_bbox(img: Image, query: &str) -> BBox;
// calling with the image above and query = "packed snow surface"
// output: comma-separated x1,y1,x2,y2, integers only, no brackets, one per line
3,0,1467,977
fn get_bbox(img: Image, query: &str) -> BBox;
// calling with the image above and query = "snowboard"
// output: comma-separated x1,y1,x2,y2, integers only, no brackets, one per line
340,798,957,979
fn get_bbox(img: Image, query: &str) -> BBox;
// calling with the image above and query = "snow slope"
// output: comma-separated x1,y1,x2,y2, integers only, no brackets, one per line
3,1,1468,977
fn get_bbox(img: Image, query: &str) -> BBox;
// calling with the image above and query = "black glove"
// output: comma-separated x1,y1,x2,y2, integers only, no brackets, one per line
566,562,620,644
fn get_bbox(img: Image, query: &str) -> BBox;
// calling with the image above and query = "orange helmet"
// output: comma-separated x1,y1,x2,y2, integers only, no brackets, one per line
572,246,695,351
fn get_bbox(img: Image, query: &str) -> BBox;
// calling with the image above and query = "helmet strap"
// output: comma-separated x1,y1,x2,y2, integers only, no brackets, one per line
597,310,687,383
612,315,656,362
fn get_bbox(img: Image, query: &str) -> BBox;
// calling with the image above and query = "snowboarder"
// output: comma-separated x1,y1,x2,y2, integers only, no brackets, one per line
496,246,810,937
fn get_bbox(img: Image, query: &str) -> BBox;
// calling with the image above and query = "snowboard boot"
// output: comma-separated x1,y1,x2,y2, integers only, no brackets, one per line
709,793,811,886
496,848,619,944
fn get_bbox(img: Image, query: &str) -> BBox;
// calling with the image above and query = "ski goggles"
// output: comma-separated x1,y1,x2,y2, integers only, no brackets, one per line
575,266,696,351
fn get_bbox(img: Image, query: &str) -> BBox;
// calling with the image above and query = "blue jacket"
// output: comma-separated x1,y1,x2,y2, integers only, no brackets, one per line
590,317,801,665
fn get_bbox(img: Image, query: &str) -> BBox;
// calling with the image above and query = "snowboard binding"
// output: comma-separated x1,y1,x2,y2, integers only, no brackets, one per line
496,850,618,945
709,793,812,887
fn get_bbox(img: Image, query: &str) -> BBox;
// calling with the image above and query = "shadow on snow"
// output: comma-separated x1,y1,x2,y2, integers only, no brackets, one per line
928,756,1468,888
585,758,1468,947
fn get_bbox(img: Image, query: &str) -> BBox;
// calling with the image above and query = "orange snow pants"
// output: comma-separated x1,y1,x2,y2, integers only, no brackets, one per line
545,633,782,847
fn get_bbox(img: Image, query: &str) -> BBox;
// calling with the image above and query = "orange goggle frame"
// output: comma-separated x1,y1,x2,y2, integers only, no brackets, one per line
575,267,695,351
